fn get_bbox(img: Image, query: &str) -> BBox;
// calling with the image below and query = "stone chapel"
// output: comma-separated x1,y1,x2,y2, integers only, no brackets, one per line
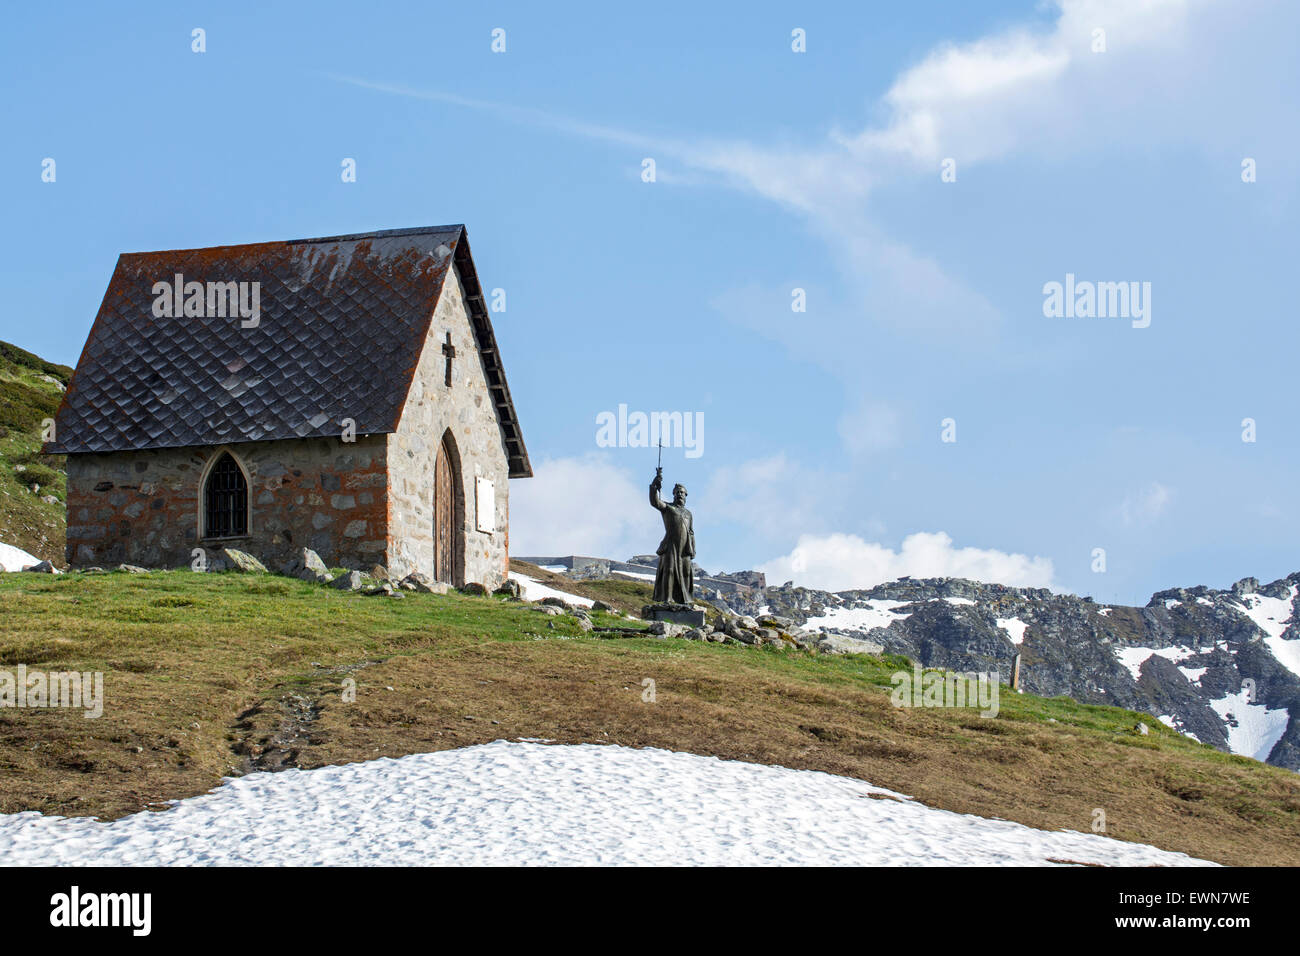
46,226,531,588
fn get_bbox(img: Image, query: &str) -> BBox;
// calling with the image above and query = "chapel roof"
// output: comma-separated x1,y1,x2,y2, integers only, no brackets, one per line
46,225,531,478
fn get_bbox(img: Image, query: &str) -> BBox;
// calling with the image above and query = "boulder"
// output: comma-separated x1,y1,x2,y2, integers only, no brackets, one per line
494,579,523,599
282,548,329,582
401,572,449,594
814,634,885,656
330,570,365,591
648,620,687,638
116,564,149,574
218,548,267,573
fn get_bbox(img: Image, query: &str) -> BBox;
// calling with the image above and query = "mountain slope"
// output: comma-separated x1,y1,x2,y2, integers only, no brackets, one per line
0,341,70,564
702,572,1300,771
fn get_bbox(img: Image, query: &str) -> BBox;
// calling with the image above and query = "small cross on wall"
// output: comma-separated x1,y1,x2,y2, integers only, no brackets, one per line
442,331,456,387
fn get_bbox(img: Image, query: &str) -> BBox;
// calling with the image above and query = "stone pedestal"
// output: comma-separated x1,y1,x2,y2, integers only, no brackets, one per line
643,602,706,627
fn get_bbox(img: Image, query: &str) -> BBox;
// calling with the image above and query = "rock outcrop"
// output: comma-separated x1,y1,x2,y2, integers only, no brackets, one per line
699,572,1300,771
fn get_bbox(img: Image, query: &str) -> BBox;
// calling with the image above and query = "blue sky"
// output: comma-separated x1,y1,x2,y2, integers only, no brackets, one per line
3,0,1297,603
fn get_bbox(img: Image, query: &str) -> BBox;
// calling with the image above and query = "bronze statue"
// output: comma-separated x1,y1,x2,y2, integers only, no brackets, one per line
649,468,695,604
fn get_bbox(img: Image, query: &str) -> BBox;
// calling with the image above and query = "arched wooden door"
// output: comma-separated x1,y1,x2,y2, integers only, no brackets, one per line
434,433,456,583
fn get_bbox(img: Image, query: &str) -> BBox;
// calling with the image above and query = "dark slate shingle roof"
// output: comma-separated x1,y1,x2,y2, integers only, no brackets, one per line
47,226,531,478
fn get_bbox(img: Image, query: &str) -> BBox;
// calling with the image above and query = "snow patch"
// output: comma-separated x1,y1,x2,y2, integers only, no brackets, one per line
1114,645,1197,681
0,742,1214,866
1209,691,1290,762
804,600,912,633
611,570,655,582
0,542,41,572
1232,588,1300,679
997,617,1029,646
508,572,595,608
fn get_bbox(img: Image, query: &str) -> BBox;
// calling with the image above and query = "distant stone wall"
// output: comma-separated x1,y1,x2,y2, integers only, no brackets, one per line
387,264,511,588
64,435,390,571
713,570,767,590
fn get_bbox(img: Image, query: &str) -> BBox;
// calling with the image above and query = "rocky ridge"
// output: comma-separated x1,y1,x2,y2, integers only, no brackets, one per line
688,570,1300,772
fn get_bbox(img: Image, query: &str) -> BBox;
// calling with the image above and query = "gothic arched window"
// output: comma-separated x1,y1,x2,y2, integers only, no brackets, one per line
204,452,248,538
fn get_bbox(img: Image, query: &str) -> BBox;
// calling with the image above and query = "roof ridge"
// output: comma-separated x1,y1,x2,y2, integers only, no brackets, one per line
288,225,465,245
122,226,466,257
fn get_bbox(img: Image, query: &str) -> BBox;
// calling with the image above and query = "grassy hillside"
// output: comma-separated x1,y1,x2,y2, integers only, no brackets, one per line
2,570,1298,865
511,559,655,614
0,341,71,564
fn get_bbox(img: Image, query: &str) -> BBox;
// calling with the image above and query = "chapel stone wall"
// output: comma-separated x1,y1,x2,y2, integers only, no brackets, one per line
64,434,390,571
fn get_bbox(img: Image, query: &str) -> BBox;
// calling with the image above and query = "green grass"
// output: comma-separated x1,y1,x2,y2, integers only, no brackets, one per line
0,340,71,565
509,560,656,615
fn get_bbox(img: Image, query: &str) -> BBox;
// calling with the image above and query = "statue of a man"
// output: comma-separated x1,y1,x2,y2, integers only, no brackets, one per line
649,469,695,604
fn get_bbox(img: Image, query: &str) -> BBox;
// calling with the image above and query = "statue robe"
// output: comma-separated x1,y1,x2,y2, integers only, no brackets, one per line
650,480,695,604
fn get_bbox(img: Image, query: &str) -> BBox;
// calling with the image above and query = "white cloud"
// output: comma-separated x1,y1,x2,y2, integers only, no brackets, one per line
761,531,1055,592
1119,481,1173,527
508,455,659,558
847,1,1193,168
704,454,877,545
